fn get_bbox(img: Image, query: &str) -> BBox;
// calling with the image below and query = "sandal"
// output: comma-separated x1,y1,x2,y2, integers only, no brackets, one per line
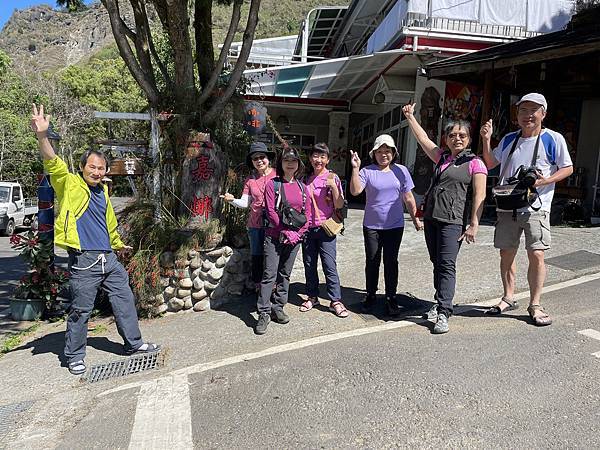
299,297,319,312
68,360,86,375
527,305,552,326
128,342,161,354
329,301,349,318
485,297,518,315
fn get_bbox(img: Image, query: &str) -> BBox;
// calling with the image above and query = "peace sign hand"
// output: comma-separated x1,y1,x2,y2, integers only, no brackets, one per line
350,150,361,169
30,104,50,135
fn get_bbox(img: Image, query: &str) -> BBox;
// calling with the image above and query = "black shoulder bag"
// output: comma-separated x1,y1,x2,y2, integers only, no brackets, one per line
277,179,307,230
491,132,542,214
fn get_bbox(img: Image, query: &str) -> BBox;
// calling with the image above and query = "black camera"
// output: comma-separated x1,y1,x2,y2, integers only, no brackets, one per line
509,165,539,188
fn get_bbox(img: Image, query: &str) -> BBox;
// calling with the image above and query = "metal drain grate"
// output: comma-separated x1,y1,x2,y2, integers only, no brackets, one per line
83,351,163,383
545,250,600,271
0,401,34,438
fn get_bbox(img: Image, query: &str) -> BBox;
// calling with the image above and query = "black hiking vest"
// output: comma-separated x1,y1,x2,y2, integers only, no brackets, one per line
423,149,476,226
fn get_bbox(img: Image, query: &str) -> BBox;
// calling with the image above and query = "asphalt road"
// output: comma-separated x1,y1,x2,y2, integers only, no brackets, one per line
52,276,600,449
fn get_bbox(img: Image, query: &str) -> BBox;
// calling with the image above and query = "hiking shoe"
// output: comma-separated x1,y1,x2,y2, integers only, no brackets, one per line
68,360,86,375
433,313,449,334
385,295,402,317
423,304,438,321
271,308,290,324
361,294,377,313
255,312,271,335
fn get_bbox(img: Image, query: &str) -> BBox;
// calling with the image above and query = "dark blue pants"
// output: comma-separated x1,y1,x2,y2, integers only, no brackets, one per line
423,219,464,316
363,226,404,297
248,227,266,283
302,227,342,302
65,251,143,363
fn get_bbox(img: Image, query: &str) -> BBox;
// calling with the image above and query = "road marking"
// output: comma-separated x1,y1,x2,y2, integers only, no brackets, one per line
128,373,192,449
98,271,600,447
578,329,600,359
101,270,600,398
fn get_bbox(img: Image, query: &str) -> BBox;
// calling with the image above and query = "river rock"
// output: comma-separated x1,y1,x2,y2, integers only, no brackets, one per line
164,286,176,299
156,303,168,314
183,296,193,310
179,278,193,289
188,250,198,259
168,297,184,311
206,247,224,258
193,298,210,312
215,256,227,268
222,246,233,257
177,288,192,298
204,280,218,291
189,256,201,270
202,260,214,271
154,293,165,304
192,277,204,290
192,289,208,301
159,251,175,268
208,267,224,282
160,277,170,288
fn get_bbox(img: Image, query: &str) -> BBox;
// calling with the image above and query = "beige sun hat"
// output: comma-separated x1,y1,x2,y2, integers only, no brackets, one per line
369,134,397,158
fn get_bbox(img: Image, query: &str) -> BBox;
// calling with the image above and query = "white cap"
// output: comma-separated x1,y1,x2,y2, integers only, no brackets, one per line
369,134,397,158
516,93,547,111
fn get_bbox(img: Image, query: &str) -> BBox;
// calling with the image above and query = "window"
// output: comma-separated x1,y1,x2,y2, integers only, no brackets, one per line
362,126,369,141
301,135,315,148
376,117,383,132
12,187,21,202
383,111,391,130
392,106,401,126
368,123,374,138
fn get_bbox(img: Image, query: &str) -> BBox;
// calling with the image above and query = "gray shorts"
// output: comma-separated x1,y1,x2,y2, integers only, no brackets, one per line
494,211,551,251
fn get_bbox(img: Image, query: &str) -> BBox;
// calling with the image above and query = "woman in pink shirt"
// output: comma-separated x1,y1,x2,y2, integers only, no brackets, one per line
299,143,348,318
403,103,487,334
221,142,276,291
255,148,310,335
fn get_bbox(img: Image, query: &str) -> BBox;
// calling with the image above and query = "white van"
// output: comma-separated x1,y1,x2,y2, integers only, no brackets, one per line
0,182,39,236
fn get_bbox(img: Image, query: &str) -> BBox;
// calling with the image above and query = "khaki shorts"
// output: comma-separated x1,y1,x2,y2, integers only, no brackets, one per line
494,211,551,251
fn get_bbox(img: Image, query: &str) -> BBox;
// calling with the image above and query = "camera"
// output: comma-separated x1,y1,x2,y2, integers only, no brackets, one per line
510,165,539,188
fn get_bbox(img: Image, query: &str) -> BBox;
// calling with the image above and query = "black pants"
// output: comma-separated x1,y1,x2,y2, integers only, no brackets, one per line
363,226,404,297
423,219,464,316
258,235,301,314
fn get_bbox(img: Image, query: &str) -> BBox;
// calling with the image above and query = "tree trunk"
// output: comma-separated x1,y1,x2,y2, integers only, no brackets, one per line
195,0,215,90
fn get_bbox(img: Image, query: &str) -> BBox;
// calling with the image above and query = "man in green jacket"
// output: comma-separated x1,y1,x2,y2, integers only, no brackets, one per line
31,104,159,375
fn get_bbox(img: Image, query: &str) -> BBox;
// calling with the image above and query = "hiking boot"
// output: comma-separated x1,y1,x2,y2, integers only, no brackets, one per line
271,308,290,324
423,304,438,321
361,294,377,313
385,295,402,317
255,312,271,335
433,313,449,334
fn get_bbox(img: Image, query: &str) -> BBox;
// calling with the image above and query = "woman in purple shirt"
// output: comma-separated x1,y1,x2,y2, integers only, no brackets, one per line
300,143,348,318
350,134,422,316
255,148,310,335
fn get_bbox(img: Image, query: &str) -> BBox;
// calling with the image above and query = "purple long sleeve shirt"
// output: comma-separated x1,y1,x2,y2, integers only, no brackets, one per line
264,177,310,244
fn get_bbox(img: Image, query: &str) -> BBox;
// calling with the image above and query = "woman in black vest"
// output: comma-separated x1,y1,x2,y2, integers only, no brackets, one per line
403,103,488,334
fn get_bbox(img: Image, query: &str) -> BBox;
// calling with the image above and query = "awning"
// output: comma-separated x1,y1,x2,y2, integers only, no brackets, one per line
244,49,411,101
426,19,600,78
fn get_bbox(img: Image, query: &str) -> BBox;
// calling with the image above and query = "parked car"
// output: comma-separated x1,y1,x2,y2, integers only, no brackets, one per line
0,182,38,236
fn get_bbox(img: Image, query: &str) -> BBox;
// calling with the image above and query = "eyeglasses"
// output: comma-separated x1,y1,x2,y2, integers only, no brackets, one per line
448,133,468,140
251,154,267,161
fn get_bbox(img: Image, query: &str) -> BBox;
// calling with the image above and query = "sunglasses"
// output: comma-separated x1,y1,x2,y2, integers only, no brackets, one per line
251,154,267,161
448,133,468,139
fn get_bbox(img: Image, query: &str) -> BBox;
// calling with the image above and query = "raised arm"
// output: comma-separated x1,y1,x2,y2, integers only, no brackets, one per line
349,150,364,196
402,103,439,162
30,104,56,161
480,119,499,170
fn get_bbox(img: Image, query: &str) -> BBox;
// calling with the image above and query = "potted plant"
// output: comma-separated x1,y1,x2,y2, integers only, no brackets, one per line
9,231,69,321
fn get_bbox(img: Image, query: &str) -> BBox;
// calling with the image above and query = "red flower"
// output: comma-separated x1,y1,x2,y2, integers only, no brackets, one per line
10,235,22,246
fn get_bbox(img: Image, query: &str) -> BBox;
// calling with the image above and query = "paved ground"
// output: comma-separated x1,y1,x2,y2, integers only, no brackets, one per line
1,207,600,449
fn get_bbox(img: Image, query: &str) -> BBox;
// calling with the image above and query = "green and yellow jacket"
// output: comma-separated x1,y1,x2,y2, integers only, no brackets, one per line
43,156,125,250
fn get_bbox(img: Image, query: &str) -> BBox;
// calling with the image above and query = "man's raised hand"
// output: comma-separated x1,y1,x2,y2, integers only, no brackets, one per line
480,119,493,141
30,103,50,135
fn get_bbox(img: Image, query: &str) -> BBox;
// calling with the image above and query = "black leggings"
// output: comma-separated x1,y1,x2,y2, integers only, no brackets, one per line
363,226,404,297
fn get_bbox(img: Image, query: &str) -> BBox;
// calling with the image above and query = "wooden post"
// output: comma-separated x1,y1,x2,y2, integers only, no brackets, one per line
477,70,494,154
150,109,162,222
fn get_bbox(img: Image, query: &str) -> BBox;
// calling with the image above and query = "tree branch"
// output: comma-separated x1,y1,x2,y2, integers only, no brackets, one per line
101,0,160,105
204,0,261,123
130,0,157,89
198,0,242,106
195,0,215,90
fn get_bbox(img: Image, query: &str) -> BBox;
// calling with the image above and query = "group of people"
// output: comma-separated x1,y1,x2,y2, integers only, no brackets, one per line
224,92,573,336
29,90,572,373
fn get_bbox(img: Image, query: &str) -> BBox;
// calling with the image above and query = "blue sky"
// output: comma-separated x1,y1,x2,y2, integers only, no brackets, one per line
0,1,95,31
